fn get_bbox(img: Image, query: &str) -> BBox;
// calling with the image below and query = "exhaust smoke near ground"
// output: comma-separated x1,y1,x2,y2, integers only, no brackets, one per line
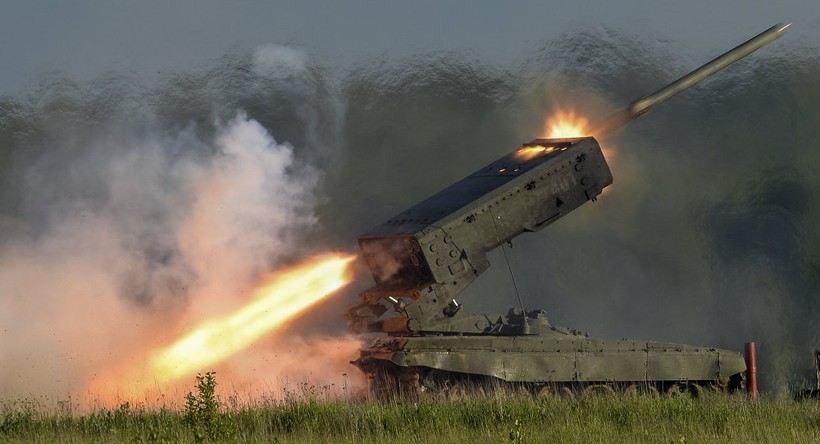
149,253,355,384
0,47,364,405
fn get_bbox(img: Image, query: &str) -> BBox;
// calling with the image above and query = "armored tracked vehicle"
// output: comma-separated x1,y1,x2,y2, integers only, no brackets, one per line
345,23,789,399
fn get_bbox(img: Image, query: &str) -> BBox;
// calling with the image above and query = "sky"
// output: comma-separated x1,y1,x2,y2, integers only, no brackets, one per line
1,1,819,94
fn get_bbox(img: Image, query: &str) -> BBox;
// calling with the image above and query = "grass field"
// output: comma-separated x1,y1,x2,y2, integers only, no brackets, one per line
2,375,819,443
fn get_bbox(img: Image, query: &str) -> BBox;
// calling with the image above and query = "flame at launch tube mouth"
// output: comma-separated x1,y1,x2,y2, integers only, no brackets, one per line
513,108,617,190
149,253,357,384
544,109,590,139
516,109,593,160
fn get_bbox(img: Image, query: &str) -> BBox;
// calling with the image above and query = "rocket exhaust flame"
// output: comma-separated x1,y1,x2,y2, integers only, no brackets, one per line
150,253,356,383
544,109,590,139
515,109,591,160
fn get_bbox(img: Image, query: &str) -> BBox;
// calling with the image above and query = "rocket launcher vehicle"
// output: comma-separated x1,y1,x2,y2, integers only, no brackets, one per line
344,23,789,398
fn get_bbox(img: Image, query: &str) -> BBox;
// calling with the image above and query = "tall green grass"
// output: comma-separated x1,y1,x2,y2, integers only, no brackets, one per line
2,382,819,443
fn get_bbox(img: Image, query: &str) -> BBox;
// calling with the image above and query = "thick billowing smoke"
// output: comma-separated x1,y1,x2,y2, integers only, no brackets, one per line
0,46,362,405
1,31,818,402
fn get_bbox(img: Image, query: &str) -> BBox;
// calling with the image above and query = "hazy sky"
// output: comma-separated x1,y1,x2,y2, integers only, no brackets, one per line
1,1,818,93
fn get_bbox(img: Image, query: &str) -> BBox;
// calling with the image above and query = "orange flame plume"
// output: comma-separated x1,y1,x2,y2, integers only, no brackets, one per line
516,109,591,160
150,253,356,383
544,109,590,138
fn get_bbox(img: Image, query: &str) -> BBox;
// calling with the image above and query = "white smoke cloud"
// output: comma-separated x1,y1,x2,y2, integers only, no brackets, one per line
177,114,318,320
0,111,361,405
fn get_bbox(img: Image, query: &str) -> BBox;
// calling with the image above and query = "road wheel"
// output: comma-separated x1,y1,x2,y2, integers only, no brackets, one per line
398,370,420,402
583,384,615,397
447,381,468,401
623,384,640,397
370,370,398,402
666,383,689,397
